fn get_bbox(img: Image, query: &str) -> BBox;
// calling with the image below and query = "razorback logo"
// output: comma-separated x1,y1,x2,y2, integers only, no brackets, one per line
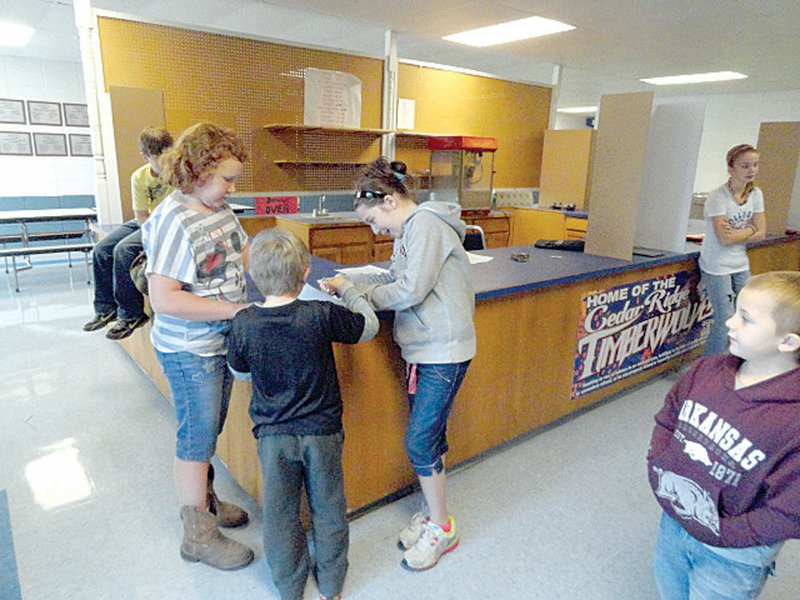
653,466,720,536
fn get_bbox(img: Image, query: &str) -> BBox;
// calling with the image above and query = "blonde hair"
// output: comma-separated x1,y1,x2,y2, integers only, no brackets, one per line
160,123,247,192
249,229,310,297
745,271,800,335
726,143,759,200
137,127,173,157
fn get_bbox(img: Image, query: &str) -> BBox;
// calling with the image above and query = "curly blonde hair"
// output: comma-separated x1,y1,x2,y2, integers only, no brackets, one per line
160,123,248,192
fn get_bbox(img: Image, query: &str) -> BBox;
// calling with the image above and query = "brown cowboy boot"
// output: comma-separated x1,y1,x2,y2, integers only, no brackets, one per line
207,463,249,528
180,505,254,570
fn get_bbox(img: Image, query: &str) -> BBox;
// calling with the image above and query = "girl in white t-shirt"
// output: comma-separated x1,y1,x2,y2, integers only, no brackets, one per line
699,144,766,355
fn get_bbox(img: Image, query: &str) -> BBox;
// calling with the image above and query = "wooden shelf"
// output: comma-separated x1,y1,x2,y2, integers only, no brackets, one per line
265,123,391,135
265,125,475,138
274,160,370,168
396,130,477,138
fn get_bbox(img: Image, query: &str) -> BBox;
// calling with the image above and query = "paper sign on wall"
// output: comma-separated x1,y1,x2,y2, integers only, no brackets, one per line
304,68,362,128
397,98,415,130
255,196,299,215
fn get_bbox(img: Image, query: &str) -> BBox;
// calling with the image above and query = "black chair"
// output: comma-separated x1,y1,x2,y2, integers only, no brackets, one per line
463,225,486,251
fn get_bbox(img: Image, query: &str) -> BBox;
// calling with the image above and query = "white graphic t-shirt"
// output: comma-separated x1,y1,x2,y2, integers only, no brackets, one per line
142,191,247,355
699,182,764,275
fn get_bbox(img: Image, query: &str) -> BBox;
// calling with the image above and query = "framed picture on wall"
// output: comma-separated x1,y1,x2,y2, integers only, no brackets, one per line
33,132,68,156
68,133,93,156
64,103,90,127
27,100,63,126
0,131,33,155
0,99,26,124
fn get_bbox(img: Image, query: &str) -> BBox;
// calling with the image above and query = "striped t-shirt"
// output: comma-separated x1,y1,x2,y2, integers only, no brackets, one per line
142,191,247,355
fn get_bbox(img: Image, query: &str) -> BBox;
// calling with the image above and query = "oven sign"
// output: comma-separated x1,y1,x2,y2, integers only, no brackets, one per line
572,271,712,398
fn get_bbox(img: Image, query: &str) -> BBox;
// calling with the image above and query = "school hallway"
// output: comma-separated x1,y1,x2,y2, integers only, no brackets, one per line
1,263,798,600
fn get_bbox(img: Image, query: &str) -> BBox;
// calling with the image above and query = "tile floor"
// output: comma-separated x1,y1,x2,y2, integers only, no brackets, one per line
1,263,798,599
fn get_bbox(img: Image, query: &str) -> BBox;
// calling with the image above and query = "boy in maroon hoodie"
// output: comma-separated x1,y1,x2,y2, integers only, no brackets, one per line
647,271,800,599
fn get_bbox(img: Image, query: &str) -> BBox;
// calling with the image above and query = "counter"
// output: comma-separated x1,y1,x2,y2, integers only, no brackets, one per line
117,235,800,514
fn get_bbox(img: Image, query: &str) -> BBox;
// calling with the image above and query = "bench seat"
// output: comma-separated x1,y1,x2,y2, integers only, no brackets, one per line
0,242,94,258
0,230,89,245
1,242,94,292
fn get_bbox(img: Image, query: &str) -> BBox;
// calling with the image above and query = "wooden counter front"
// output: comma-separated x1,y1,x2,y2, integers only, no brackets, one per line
119,236,800,513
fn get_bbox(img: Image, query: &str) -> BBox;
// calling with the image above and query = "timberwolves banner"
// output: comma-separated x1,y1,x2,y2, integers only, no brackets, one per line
572,270,712,399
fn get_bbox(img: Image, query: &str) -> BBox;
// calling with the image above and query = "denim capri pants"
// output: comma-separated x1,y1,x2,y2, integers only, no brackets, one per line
155,350,233,462
405,360,471,476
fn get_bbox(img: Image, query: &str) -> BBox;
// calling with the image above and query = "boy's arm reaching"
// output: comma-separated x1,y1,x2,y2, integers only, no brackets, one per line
226,318,252,380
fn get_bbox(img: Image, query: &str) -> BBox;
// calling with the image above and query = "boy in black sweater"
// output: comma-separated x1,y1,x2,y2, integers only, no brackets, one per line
228,229,377,600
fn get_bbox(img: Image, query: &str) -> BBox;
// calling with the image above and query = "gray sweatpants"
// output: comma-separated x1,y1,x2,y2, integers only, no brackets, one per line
258,431,348,600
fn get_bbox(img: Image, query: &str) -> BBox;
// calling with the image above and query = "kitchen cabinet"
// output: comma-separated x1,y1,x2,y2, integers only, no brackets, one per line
565,216,588,240
463,212,511,248
275,214,373,265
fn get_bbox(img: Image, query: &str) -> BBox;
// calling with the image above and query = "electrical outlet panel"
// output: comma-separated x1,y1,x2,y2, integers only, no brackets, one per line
494,188,537,207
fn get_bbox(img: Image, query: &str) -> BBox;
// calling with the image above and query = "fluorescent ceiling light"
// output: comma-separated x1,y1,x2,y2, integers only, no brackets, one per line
557,106,597,114
0,21,35,47
443,16,575,47
640,71,747,86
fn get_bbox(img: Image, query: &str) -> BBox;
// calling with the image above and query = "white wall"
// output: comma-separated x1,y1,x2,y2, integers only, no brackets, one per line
554,113,595,130
0,56,94,198
690,89,800,193
555,89,800,195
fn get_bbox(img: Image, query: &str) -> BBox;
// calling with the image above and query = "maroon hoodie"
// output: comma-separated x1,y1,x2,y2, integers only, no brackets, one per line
647,354,800,547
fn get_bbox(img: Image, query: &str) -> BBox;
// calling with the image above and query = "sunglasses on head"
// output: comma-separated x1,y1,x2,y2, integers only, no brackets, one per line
355,189,388,200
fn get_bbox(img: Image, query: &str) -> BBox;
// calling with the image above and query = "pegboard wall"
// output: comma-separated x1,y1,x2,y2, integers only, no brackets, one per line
98,17,552,194
97,17,384,192
397,63,551,189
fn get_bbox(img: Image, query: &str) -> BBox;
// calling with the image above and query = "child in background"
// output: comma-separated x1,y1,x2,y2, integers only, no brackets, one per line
647,271,800,599
321,157,476,572
227,229,378,600
699,143,766,355
142,123,253,571
83,127,173,339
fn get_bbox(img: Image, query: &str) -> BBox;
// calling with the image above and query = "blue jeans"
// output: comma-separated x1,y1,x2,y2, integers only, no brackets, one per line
700,270,750,356
92,219,145,321
654,513,778,600
405,361,471,476
258,432,348,600
155,350,233,462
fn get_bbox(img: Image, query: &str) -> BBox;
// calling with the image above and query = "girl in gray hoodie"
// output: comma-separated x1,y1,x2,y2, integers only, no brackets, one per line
323,158,476,572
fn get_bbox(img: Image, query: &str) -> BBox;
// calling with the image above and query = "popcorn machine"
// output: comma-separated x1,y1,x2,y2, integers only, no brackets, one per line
427,136,497,210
